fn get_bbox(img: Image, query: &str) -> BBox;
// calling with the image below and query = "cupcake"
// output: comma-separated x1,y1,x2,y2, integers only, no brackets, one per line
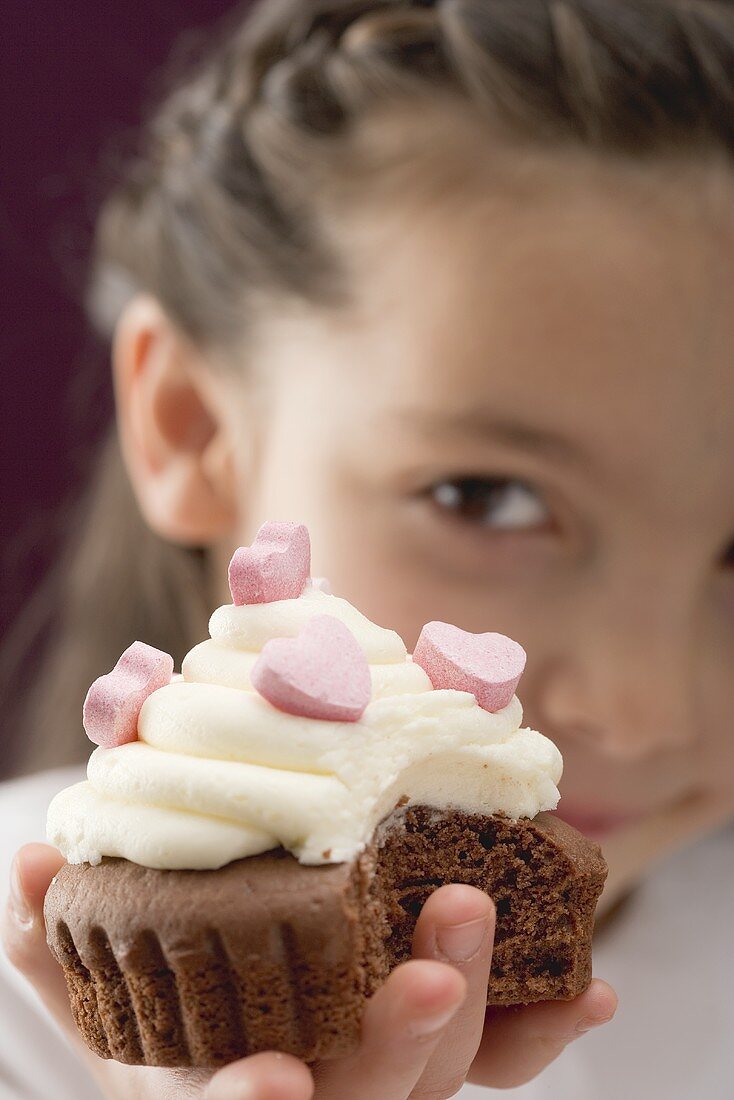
44,521,606,1068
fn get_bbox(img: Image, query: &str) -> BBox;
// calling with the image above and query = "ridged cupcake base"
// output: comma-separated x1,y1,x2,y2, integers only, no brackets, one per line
44,806,606,1067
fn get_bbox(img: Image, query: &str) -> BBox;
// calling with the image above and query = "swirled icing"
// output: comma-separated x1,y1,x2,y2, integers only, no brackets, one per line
47,587,562,869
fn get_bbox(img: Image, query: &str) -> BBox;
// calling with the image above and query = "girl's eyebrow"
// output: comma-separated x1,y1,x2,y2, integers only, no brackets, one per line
392,408,587,466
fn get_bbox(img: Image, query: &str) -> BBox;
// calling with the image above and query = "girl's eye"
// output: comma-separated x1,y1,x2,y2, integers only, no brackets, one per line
427,477,552,531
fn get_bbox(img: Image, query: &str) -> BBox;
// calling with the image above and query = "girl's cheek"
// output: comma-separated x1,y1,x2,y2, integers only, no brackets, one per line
695,593,734,794
705,675,734,795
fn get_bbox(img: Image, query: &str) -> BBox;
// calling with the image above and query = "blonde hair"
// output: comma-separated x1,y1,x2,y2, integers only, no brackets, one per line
4,0,734,776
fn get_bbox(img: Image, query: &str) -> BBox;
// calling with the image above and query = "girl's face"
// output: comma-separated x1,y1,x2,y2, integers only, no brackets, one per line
131,147,734,916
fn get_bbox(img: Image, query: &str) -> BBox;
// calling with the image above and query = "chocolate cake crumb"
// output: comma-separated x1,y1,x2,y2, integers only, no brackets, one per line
45,807,606,1067
363,807,606,1006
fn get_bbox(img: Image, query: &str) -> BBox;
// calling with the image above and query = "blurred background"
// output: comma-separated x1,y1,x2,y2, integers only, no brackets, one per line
0,2,241,779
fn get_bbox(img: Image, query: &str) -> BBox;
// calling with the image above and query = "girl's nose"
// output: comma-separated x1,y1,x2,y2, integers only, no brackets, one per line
535,622,698,761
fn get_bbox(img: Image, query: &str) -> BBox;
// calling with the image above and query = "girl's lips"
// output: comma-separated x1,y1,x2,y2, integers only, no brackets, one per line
552,803,644,838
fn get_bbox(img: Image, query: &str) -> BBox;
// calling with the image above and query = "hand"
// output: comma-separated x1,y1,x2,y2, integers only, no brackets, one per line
2,844,617,1099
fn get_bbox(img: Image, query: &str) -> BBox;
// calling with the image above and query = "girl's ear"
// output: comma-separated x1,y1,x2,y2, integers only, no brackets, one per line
112,294,239,546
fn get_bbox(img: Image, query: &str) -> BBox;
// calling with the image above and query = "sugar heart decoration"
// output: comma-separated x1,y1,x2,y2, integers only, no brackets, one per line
251,614,371,722
82,641,174,747
228,521,311,605
412,621,526,713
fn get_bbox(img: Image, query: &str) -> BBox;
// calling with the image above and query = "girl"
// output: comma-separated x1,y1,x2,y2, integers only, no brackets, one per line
2,0,733,1097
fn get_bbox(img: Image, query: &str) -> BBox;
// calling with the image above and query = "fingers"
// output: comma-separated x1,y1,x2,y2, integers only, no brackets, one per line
205,1052,314,1100
469,977,618,1089
99,1064,214,1100
0,844,78,1035
314,958,466,1100
410,884,495,1099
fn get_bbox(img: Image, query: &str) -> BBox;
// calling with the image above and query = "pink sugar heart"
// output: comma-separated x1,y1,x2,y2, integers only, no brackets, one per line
228,521,311,605
412,621,526,713
251,614,371,722
82,641,174,748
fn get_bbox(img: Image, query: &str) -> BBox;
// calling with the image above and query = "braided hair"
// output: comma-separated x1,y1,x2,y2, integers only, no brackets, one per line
6,0,734,776
91,0,734,345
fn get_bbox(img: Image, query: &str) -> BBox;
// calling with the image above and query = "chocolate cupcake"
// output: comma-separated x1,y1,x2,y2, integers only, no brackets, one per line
45,522,606,1068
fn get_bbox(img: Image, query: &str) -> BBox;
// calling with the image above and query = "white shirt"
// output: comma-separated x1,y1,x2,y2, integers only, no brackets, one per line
0,768,732,1100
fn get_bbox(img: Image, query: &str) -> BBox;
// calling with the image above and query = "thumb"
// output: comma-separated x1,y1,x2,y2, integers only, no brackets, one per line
1,843,80,1040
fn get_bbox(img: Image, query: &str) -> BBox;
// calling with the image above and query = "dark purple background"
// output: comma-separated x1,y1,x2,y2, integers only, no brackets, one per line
1,2,239,635
1,3,254,779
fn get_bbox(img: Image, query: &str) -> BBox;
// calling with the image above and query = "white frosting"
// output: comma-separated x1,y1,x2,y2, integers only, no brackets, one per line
47,588,563,869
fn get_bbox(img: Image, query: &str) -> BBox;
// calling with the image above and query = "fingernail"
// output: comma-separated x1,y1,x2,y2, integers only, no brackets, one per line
406,1001,461,1038
9,860,33,929
435,917,488,962
575,1013,615,1035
